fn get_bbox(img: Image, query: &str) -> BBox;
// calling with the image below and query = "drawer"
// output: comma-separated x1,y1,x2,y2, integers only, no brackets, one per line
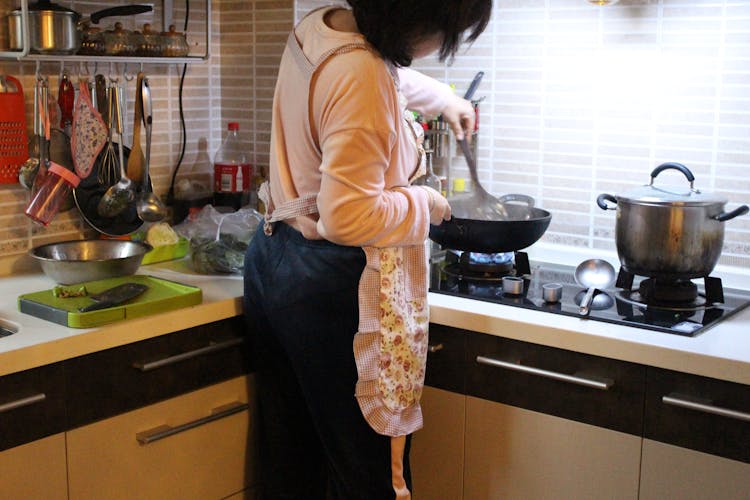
0,361,66,451
67,375,256,499
644,367,750,463
425,324,467,394
466,331,646,435
66,316,252,428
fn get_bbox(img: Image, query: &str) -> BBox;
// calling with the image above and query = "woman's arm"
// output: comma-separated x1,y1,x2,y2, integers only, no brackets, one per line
397,67,476,140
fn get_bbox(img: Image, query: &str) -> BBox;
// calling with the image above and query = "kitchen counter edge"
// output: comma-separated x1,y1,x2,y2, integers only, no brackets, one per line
1,259,749,385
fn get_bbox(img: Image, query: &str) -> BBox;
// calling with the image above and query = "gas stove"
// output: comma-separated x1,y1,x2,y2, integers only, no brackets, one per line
429,250,750,337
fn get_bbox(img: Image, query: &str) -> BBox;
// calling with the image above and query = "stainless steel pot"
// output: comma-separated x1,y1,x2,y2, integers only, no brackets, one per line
8,1,152,55
597,162,749,280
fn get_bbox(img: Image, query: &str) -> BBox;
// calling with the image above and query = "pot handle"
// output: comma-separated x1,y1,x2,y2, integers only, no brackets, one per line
713,205,749,222
597,193,617,211
650,162,695,188
498,193,535,207
89,5,153,25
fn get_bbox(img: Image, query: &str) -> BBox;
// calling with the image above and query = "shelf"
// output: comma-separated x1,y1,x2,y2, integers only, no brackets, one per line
10,54,207,65
0,0,211,64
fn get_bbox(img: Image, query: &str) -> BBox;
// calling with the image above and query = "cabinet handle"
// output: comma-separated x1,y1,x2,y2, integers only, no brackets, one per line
136,401,249,445
132,337,245,372
0,393,46,413
662,393,750,423
476,356,613,390
428,343,444,353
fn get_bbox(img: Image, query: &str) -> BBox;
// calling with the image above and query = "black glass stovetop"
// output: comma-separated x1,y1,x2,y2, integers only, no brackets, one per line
429,251,750,337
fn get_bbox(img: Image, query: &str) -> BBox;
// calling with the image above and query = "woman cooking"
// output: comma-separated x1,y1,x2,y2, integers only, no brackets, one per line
243,1,492,498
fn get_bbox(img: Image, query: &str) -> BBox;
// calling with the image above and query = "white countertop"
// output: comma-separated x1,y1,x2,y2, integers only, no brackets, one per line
1,255,749,385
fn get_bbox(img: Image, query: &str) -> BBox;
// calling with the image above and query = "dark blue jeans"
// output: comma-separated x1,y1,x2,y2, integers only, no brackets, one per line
243,222,411,499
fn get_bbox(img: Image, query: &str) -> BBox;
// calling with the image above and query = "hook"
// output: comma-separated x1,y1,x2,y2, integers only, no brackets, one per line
35,60,42,80
124,63,135,81
93,61,99,76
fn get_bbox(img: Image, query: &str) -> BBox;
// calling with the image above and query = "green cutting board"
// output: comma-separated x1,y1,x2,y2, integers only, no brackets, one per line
18,275,202,328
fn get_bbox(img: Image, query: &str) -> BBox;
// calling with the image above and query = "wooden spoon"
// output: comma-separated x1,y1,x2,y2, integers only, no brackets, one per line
127,72,146,184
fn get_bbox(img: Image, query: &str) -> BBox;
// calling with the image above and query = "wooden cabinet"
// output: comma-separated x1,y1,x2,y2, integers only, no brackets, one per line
0,316,255,498
67,375,256,500
464,328,644,499
415,324,750,500
640,367,750,500
0,433,67,500
411,324,467,500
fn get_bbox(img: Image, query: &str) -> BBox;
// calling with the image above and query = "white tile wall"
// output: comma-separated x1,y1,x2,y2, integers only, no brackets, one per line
295,0,750,270
0,0,747,274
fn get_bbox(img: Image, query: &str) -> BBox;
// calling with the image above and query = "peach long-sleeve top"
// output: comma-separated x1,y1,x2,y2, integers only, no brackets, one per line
267,7,453,247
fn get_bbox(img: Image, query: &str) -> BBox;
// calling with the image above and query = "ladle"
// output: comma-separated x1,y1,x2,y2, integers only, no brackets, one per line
456,138,508,220
575,259,616,316
97,85,135,217
136,76,167,222
452,71,508,221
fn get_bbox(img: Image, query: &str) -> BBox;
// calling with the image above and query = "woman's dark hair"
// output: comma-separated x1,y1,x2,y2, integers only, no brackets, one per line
347,0,492,67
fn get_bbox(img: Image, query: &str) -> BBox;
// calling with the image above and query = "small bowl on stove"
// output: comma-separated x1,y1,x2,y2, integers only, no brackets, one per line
542,283,563,303
502,276,525,296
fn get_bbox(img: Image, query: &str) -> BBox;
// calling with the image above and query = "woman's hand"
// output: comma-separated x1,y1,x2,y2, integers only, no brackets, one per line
440,93,476,141
420,186,452,225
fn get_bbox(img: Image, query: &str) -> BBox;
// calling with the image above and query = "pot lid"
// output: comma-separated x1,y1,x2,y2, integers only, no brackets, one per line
618,184,727,206
28,0,77,14
618,162,728,207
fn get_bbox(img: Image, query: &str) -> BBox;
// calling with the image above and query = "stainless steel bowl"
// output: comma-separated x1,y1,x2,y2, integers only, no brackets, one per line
30,239,152,284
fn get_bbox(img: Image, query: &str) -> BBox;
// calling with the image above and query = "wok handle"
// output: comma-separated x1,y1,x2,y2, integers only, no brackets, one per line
597,193,617,210
713,205,749,222
650,162,695,188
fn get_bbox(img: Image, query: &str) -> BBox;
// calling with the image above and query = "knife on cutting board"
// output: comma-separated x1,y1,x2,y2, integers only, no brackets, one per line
79,283,149,313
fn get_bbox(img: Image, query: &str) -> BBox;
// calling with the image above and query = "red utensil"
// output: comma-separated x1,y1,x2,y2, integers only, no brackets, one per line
58,72,75,130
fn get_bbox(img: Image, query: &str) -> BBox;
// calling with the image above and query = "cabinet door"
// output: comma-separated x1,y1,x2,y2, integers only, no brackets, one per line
67,375,257,500
411,386,465,500
641,366,750,499
640,439,750,500
464,329,645,499
0,433,67,500
465,396,641,500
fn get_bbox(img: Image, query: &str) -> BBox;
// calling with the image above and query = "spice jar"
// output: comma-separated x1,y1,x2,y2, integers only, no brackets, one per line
104,22,136,56
162,25,189,57
79,25,105,56
25,162,80,226
134,23,163,57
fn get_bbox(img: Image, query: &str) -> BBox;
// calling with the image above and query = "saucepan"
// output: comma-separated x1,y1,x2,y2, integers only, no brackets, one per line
8,0,152,55
429,194,552,253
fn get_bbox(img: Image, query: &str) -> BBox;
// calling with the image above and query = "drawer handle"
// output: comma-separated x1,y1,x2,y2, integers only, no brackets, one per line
133,337,245,372
428,343,444,353
476,356,613,391
136,400,249,445
662,393,750,423
0,393,46,413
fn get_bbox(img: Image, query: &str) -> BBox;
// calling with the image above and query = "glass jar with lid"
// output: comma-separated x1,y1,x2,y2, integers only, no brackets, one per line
104,22,136,56
134,23,163,57
162,25,189,57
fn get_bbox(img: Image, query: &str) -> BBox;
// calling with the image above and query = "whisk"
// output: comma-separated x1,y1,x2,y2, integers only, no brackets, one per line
97,86,119,186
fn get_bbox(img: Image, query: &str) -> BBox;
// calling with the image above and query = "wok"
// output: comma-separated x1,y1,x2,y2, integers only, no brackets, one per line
429,194,552,253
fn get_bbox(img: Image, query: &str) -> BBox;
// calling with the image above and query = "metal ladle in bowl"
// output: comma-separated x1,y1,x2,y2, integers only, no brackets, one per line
575,259,616,316
97,85,135,218
135,76,167,222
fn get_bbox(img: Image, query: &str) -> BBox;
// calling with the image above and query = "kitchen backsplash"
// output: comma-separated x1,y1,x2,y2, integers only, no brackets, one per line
0,0,747,273
296,0,750,271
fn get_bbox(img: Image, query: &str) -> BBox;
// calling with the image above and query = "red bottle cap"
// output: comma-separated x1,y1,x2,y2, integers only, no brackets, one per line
228,122,239,131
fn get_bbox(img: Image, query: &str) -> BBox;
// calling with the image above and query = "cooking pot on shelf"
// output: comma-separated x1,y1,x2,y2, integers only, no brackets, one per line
597,162,749,280
7,1,152,55
429,193,552,253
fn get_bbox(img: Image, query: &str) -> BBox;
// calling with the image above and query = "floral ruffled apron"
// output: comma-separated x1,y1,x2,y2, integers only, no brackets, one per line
259,29,430,497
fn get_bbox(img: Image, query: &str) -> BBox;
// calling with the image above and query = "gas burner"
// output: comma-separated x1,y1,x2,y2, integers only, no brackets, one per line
617,289,708,312
639,278,698,304
443,262,507,283
457,251,515,275
443,250,532,282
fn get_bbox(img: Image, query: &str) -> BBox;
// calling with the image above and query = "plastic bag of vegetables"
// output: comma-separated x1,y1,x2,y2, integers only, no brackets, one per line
174,205,262,274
